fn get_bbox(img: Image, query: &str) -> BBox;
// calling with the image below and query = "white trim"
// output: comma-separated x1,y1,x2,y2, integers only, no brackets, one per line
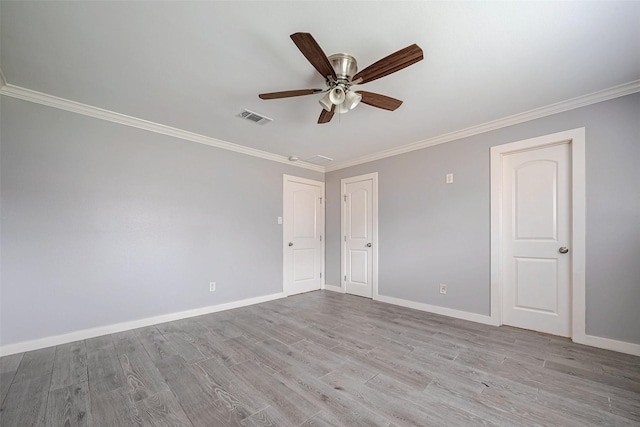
322,284,345,293
374,293,640,357
490,128,586,339
376,294,496,326
372,174,379,300
575,334,640,357
326,80,640,171
2,80,638,174
0,292,285,357
1,80,637,175
341,172,379,299
282,174,325,296
0,84,323,172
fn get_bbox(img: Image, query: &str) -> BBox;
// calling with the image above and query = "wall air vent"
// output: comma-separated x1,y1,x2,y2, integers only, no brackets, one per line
239,109,272,125
305,155,334,165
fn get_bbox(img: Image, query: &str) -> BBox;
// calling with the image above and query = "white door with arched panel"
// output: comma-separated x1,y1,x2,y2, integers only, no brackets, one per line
342,173,378,298
283,175,324,296
501,142,571,336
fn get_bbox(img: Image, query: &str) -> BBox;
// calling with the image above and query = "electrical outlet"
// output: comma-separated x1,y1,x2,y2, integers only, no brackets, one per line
209,282,216,292
439,284,447,295
446,173,454,184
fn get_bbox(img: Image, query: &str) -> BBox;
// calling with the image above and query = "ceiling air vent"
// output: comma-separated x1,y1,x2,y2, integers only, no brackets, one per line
305,155,334,165
239,109,272,125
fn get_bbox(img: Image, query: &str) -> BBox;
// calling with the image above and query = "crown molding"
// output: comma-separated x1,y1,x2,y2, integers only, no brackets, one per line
2,79,638,174
325,79,640,172
0,83,325,173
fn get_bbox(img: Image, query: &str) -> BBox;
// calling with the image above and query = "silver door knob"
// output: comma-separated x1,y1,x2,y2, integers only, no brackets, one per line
559,247,569,254
288,242,293,246
366,243,372,247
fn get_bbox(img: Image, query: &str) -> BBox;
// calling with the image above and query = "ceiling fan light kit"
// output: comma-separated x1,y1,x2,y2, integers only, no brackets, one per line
259,32,423,124
319,92,333,111
344,90,362,110
328,85,346,105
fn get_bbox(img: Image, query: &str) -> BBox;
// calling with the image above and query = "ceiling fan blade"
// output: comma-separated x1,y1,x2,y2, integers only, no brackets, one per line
318,105,335,124
290,32,337,80
259,89,323,100
352,44,423,84
357,91,403,111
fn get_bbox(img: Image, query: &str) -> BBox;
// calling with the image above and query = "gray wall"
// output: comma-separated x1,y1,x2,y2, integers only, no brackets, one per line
2,92,639,348
0,96,322,346
326,92,640,345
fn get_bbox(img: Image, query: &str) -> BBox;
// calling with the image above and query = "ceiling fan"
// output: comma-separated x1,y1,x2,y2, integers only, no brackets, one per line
259,33,423,124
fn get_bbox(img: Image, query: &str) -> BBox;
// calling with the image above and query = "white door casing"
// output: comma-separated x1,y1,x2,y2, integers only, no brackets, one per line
502,142,571,336
490,128,586,341
342,173,378,298
283,175,324,296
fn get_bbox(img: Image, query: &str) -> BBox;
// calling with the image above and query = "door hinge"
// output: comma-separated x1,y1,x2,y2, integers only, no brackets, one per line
344,235,347,242
344,195,347,202
344,275,347,281
320,272,322,278
320,197,323,204
320,235,322,242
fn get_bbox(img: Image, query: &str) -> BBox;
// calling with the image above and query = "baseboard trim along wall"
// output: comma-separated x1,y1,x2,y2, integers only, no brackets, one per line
3,289,638,357
0,292,286,357
376,294,640,356
325,285,640,357
574,334,640,357
375,294,497,326
322,284,345,293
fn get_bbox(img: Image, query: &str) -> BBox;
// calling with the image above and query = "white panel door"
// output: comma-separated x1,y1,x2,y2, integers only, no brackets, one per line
283,176,324,296
343,175,376,298
502,142,571,336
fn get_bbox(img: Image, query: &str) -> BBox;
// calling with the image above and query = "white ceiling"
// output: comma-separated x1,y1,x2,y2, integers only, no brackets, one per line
2,1,639,168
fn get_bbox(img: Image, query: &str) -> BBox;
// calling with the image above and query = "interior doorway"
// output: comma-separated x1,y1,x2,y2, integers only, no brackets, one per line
490,128,585,339
283,175,324,296
341,172,378,298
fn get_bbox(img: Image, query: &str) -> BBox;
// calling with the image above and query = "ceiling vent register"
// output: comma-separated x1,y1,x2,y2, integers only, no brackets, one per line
305,155,334,165
239,109,273,125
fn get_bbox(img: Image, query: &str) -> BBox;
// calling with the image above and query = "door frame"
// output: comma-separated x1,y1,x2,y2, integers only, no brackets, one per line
490,128,585,340
340,172,379,298
283,174,325,296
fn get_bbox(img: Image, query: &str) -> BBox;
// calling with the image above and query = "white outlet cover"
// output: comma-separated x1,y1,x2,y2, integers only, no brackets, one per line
277,216,283,225
446,173,454,184
209,282,216,292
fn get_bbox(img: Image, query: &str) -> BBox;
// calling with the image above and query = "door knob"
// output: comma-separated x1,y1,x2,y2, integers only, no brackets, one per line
366,243,372,247
559,247,569,254
288,242,293,247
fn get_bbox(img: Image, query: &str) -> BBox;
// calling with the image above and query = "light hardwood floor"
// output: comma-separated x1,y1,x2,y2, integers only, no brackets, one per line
1,291,639,426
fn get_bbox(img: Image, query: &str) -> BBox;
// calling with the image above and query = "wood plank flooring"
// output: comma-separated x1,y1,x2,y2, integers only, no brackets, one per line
1,290,639,426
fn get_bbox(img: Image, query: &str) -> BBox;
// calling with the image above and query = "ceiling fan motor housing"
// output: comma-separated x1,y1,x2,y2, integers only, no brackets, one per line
328,53,358,81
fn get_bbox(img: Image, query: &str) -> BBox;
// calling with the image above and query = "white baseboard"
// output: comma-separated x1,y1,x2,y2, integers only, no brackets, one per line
573,333,640,357
375,294,497,326
0,292,286,356
322,284,345,293
373,294,640,356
